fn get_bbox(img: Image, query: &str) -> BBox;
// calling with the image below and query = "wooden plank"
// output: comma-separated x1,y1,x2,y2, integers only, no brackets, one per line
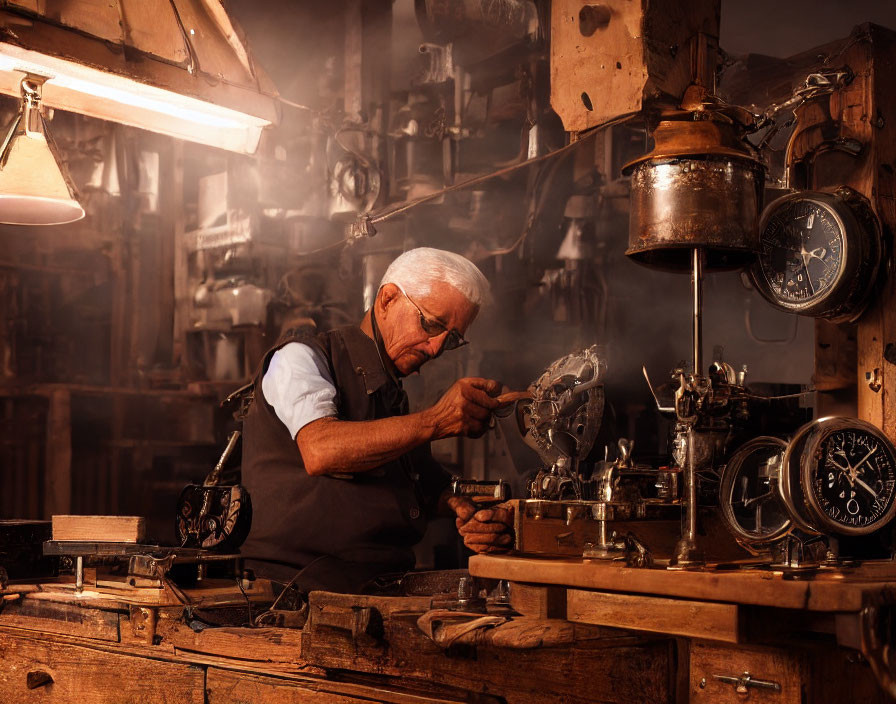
51,515,145,542
469,554,896,612
206,667,467,704
0,598,120,642
0,631,205,703
566,588,740,643
165,624,304,664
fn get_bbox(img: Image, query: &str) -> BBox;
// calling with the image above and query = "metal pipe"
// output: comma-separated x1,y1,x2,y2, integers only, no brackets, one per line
685,426,699,547
692,248,704,375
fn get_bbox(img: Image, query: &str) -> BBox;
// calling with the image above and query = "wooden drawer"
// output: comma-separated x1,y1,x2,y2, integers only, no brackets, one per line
0,632,204,704
690,641,803,704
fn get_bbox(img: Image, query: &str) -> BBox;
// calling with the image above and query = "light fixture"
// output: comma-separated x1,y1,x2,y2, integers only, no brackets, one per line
0,73,84,225
0,2,279,155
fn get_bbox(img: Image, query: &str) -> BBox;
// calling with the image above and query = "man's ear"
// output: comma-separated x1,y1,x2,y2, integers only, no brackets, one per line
377,283,401,316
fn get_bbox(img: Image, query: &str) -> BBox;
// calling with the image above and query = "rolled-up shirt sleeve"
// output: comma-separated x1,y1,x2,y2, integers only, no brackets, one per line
262,342,338,439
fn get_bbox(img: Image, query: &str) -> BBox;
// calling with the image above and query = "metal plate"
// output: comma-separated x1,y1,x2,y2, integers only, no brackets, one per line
517,346,605,464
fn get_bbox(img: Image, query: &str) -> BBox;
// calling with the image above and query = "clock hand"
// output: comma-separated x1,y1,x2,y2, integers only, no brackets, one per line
738,475,749,504
798,247,816,294
853,446,878,476
828,456,855,486
743,490,774,508
855,476,879,500
807,247,827,262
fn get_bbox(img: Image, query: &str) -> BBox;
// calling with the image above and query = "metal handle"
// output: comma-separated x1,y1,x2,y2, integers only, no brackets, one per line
204,430,241,486
26,670,54,689
712,672,781,694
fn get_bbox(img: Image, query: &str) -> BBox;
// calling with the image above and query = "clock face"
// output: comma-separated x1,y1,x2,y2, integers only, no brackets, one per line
720,437,791,544
811,426,896,532
758,198,845,307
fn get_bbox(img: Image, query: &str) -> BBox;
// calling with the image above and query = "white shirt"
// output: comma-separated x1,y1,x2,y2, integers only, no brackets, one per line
261,342,338,438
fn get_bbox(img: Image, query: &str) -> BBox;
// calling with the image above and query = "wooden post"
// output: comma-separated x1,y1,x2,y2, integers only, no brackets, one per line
788,25,896,435
43,389,71,517
855,27,896,439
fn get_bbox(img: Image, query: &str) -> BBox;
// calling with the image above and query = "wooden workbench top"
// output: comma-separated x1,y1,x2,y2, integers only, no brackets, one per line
469,554,896,612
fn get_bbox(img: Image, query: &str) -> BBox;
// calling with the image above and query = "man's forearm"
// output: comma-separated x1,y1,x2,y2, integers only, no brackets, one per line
297,413,436,475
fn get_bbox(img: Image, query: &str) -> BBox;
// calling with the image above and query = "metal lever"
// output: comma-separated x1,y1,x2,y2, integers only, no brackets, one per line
712,672,781,694
204,430,241,487
642,366,675,415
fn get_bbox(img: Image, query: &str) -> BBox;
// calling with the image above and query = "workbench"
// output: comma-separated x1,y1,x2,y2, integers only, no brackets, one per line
469,554,896,702
1,557,895,703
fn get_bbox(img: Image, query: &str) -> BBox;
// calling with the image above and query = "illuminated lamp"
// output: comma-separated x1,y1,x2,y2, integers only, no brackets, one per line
0,2,279,156
0,74,84,225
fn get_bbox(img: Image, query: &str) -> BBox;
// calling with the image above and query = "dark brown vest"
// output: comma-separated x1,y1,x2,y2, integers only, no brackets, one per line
240,325,450,591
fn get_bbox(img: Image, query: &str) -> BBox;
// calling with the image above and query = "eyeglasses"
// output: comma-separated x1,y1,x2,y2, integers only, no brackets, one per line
394,284,468,352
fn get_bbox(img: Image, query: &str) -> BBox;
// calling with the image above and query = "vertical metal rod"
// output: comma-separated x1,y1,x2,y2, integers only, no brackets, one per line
75,555,83,592
685,427,699,546
692,248,703,376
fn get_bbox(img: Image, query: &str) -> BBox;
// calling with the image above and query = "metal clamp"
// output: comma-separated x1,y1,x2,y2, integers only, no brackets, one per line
712,672,781,694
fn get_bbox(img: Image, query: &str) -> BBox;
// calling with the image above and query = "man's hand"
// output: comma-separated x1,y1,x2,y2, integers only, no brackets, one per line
447,496,514,554
423,377,502,439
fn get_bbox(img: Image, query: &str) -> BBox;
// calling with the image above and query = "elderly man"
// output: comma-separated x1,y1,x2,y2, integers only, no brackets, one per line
241,247,513,593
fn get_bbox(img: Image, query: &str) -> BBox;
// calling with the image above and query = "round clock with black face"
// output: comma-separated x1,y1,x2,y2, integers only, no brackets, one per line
781,418,896,537
750,188,881,323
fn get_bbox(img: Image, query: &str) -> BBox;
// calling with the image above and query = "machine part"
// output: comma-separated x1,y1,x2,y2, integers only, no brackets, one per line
781,418,896,538
517,345,605,465
771,533,823,573
176,484,252,551
529,458,581,501
176,431,253,551
451,478,510,504
128,554,176,580
750,188,883,323
415,0,538,65
719,437,791,546
669,426,703,568
692,248,704,378
859,588,896,699
329,155,381,221
517,499,680,559
624,120,764,272
626,156,764,271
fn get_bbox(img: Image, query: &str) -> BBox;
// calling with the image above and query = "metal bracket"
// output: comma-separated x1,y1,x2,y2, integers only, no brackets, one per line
128,554,175,580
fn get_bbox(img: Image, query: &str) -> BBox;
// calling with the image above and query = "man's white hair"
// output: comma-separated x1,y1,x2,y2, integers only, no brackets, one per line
380,247,490,307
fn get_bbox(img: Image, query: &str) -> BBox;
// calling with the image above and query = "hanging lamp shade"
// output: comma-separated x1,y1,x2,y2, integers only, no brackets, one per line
0,74,84,225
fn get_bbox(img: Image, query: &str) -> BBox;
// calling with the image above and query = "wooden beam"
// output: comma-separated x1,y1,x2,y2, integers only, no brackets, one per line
567,588,740,643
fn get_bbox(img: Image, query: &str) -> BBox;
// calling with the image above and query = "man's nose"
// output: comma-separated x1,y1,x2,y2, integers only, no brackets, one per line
426,332,448,357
